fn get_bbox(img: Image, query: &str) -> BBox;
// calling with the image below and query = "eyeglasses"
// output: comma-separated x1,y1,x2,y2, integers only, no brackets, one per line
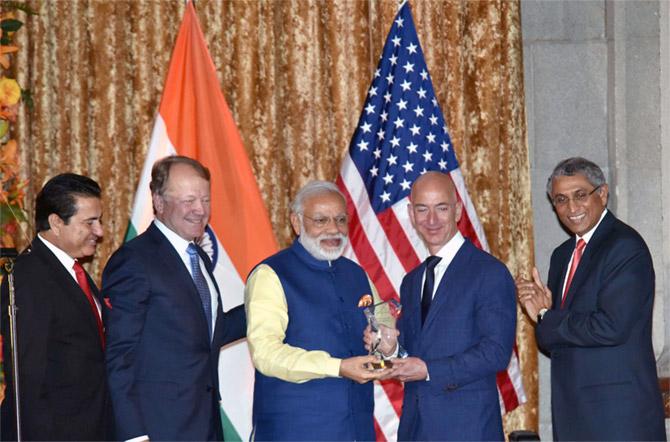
301,214,348,228
551,185,601,207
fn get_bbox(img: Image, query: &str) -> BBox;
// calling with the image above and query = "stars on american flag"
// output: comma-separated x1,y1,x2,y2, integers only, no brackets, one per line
347,13,459,213
340,4,526,425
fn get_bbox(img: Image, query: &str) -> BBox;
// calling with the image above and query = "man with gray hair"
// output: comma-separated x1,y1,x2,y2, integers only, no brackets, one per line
245,180,388,441
516,157,665,440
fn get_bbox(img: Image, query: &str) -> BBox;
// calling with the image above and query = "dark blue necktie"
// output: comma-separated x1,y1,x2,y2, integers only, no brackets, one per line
421,255,442,325
187,243,212,339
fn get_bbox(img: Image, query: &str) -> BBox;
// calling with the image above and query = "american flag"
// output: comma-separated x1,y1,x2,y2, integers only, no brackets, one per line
336,2,526,440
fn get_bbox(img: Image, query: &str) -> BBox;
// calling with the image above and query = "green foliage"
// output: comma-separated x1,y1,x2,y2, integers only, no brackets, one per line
20,88,32,112
0,18,22,34
0,202,26,224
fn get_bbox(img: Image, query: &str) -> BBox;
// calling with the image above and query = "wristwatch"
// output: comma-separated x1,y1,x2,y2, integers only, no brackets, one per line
537,308,548,323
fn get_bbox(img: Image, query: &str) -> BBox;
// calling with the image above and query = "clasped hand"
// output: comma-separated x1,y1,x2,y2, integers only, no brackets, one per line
361,325,428,382
515,266,552,322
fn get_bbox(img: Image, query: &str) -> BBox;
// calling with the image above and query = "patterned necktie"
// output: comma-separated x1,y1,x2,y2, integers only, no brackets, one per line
561,239,586,308
73,261,105,349
187,243,212,338
421,255,442,325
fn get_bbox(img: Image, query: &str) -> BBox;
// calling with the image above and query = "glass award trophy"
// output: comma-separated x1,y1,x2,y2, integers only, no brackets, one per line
358,294,402,370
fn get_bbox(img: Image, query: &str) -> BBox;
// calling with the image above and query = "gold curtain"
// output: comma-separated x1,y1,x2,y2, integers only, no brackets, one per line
12,0,537,433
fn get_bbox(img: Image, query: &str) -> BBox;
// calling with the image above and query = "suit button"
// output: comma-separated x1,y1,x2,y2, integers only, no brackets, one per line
445,384,458,391
206,386,214,392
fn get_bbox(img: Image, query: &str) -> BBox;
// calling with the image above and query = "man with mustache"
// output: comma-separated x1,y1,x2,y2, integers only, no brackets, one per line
103,156,246,441
245,180,387,441
516,157,665,440
1,173,112,440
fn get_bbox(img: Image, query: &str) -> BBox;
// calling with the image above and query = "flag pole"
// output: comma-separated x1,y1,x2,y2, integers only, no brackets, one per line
2,250,22,441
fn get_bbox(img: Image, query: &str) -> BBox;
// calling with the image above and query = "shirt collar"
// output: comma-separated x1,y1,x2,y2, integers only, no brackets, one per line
154,218,192,257
577,208,608,244
37,233,76,271
431,230,465,267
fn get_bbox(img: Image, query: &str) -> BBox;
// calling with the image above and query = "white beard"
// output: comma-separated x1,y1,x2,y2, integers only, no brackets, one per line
299,229,349,261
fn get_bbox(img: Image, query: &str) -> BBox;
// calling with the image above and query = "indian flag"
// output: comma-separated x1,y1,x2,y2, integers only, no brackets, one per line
125,2,278,440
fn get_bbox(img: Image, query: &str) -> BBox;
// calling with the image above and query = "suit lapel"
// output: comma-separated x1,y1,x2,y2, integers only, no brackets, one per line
421,241,469,332
561,211,615,310
401,265,424,338
195,244,221,297
195,243,225,338
551,243,572,308
149,223,213,343
31,238,102,340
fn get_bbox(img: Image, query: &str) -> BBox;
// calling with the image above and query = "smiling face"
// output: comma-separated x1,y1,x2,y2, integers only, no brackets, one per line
408,172,463,255
44,196,103,259
153,163,211,241
290,190,349,261
551,174,608,237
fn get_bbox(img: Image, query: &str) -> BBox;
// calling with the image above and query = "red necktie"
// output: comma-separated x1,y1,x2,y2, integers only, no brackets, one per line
73,261,105,349
561,239,586,308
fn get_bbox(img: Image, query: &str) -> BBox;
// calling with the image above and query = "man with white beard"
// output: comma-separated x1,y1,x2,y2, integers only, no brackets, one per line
245,180,388,441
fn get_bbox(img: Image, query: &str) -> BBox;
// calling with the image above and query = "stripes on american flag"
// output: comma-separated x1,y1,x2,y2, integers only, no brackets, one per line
336,3,526,440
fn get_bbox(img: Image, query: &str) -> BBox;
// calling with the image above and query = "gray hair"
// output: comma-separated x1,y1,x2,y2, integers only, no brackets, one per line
290,180,345,214
546,157,606,196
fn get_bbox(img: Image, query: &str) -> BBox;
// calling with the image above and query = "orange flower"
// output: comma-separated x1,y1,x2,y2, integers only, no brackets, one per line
0,28,18,70
1,139,18,167
0,77,20,107
0,103,18,122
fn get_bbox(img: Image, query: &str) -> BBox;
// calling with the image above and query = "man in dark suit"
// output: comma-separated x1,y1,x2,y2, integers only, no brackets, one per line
1,173,111,441
370,171,516,440
103,155,246,441
517,157,666,440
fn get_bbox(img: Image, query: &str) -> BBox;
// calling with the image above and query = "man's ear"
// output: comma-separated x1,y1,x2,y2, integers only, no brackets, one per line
152,193,164,216
290,213,302,236
598,183,609,205
47,213,64,235
455,201,463,223
407,203,416,229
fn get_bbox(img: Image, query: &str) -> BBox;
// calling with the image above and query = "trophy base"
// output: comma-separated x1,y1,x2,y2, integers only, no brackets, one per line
369,359,393,370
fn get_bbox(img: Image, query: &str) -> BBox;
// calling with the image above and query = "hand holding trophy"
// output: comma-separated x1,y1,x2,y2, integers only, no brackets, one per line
358,294,401,370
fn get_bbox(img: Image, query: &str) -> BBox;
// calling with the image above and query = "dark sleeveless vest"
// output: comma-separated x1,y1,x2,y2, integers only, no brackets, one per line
252,239,375,441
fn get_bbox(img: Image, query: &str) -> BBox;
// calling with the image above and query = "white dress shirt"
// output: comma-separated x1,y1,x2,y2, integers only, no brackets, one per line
37,234,101,315
154,219,219,334
422,230,466,299
560,209,608,295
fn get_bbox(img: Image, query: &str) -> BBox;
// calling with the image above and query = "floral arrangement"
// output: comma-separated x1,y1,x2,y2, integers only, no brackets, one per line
0,3,34,250
0,1,35,406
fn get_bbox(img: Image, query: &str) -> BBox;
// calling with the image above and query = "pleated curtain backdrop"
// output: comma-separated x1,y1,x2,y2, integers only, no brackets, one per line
12,0,537,433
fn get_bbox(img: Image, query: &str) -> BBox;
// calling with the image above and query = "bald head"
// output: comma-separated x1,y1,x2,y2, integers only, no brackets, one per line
408,172,463,254
410,172,457,202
